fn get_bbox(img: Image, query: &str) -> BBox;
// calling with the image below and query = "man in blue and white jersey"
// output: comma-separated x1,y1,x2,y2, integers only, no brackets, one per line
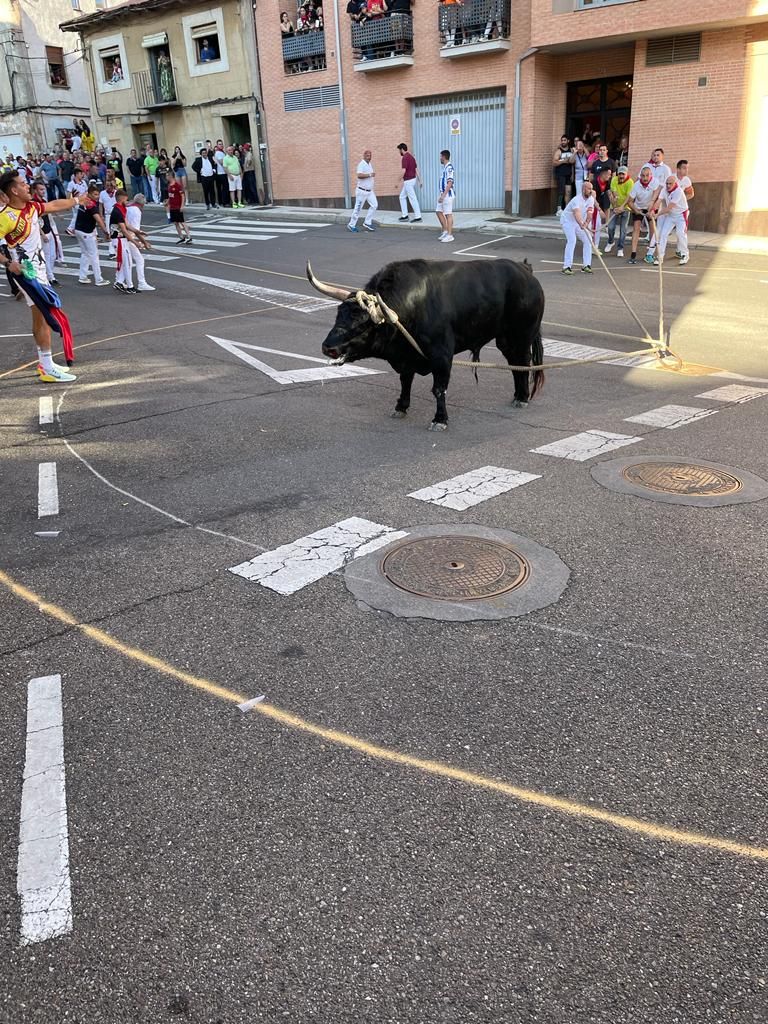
436,149,455,243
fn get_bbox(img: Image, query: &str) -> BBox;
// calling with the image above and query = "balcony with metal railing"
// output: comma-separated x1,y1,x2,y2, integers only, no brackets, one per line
134,66,180,109
351,14,414,71
282,30,327,74
438,0,511,57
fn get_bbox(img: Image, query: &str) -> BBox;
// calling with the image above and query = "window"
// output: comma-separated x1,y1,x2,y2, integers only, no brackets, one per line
46,46,68,88
646,34,702,66
99,45,124,84
71,0,81,9
182,8,229,76
577,0,636,7
93,33,130,93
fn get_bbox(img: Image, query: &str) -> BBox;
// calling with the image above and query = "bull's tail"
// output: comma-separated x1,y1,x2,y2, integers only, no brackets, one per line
530,328,544,399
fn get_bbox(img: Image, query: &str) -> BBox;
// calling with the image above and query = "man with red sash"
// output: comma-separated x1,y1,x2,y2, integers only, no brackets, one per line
0,168,87,382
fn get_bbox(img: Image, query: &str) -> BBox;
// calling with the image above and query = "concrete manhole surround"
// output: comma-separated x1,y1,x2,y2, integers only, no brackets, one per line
344,524,570,622
591,456,768,508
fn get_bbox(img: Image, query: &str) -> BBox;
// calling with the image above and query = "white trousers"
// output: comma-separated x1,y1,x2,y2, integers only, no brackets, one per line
349,187,377,228
657,211,689,260
115,240,147,287
43,233,57,283
149,174,161,204
399,179,420,218
562,218,592,268
75,229,104,282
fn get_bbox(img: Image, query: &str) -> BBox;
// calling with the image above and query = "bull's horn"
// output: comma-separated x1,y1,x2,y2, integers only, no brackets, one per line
375,293,399,324
306,261,351,302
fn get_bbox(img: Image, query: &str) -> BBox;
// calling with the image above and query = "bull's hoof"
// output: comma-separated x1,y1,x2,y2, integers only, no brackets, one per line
391,409,407,419
428,421,448,432
511,399,529,408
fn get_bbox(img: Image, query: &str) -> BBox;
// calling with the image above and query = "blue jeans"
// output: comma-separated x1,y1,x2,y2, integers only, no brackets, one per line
608,210,629,248
46,179,65,200
130,174,144,198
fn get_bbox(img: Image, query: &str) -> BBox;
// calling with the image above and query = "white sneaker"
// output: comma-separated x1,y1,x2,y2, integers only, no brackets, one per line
604,242,614,254
37,362,77,383
678,254,689,266
438,231,447,240
137,283,156,291
94,279,110,287
440,234,455,243
616,248,624,258
77,277,91,284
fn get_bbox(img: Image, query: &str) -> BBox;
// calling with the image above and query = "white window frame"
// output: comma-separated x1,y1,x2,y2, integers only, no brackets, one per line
182,7,229,77
577,0,638,9
92,32,131,94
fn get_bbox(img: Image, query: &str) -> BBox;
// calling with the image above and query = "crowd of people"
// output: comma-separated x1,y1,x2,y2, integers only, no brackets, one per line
281,0,324,35
553,135,694,273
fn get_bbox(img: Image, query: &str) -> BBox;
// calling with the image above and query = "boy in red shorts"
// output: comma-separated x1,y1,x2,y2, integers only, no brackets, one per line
165,173,192,244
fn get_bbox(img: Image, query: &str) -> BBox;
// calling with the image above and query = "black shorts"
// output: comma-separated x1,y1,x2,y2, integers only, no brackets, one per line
169,209,185,223
632,209,648,224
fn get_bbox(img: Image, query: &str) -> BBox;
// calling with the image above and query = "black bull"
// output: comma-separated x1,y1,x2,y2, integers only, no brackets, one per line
307,257,545,429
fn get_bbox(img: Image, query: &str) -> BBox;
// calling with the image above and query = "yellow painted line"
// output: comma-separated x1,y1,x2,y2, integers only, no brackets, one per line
2,569,767,863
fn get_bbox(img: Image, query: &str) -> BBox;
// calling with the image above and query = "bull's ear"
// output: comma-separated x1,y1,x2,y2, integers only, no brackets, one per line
306,261,352,302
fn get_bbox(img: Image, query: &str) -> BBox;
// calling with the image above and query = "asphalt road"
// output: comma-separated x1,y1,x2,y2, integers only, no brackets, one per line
2,208,768,1023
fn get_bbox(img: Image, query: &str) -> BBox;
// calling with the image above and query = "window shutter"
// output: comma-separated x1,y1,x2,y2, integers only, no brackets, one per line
646,34,701,66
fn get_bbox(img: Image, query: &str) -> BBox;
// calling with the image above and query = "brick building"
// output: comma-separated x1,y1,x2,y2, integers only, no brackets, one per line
257,0,768,233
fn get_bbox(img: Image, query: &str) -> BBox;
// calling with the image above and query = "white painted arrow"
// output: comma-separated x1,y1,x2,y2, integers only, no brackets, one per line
207,336,383,383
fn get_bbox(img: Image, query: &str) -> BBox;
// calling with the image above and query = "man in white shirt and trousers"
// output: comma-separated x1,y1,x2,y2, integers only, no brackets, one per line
560,180,603,275
118,194,156,292
347,150,377,233
652,176,690,266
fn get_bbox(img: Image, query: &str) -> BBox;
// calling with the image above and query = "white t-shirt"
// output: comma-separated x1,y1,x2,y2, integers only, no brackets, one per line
71,135,82,153
126,205,143,231
99,189,117,216
213,149,226,175
200,156,215,178
356,160,374,190
628,180,655,210
561,193,595,225
640,162,672,192
573,151,589,185
66,179,87,198
659,183,689,215
676,174,692,193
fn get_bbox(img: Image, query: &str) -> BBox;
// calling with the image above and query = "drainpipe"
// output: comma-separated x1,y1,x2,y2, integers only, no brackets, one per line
331,0,351,208
511,46,537,217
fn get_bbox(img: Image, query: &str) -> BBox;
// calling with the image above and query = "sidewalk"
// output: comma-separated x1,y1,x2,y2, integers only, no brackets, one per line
195,202,768,256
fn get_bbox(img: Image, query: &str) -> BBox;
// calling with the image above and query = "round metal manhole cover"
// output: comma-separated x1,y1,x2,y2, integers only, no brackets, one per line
380,535,530,602
621,461,742,497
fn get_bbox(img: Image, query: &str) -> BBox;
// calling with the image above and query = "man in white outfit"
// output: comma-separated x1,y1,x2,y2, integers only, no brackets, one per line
652,176,690,266
348,150,377,233
560,179,600,275
65,168,87,234
124,194,155,291
396,142,422,222
74,183,111,286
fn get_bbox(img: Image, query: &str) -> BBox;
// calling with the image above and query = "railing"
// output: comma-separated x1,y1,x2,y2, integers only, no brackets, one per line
282,31,327,74
351,14,413,62
438,0,510,47
134,66,180,108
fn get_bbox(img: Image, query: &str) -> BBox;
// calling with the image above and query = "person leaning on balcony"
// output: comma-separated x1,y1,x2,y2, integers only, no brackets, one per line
441,0,463,49
280,11,295,34
347,0,368,21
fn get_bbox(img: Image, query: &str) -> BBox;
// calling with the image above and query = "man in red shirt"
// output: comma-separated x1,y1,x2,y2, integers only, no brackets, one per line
165,173,192,244
396,142,422,222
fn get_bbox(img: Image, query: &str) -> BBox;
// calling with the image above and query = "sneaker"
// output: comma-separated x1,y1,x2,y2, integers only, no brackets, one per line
580,265,593,274
675,251,682,258
679,254,689,266
652,257,660,266
443,234,455,242
108,253,116,260
411,217,422,223
398,216,409,221
643,253,655,264
65,227,75,236
604,242,614,254
363,223,375,232
616,248,624,258
49,278,59,285
37,363,77,383
77,277,91,284
347,224,358,233
136,283,155,292
94,279,110,287
176,238,186,245
113,281,126,292
184,238,193,245
125,286,138,294
628,256,637,264
555,208,562,218
438,231,447,240
561,267,573,275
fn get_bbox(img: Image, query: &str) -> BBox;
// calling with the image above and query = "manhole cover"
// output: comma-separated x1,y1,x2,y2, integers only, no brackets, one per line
621,461,742,496
381,535,530,601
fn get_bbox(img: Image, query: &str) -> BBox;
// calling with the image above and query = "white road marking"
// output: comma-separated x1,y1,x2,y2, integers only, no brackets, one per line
229,517,407,595
155,268,335,312
452,235,514,257
34,531,60,537
144,244,216,256
38,463,59,517
207,335,383,383
206,219,330,229
531,430,642,462
0,332,34,337
190,224,307,234
408,466,540,510
640,269,696,277
695,384,768,403
624,404,718,429
17,674,73,945
158,228,279,242
39,396,53,425
147,238,247,249
58,250,177,264
543,338,657,368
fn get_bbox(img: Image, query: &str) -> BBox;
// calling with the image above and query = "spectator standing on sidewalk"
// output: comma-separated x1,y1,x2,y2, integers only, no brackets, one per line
573,139,589,194
126,149,145,198
347,149,377,232
196,148,217,209
213,141,230,207
590,144,616,185
242,144,259,205
144,148,161,203
224,146,244,208
396,143,422,222
604,166,633,258
552,135,575,215
436,149,455,243
41,154,65,200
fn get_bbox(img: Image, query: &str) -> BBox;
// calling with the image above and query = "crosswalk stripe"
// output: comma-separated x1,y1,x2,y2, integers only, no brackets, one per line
531,430,642,462
408,466,541,510
152,237,247,248
206,219,330,229
229,517,407,594
196,223,307,234
543,338,656,368
58,251,177,264
145,244,216,256
158,228,279,242
624,405,718,430
156,268,334,311
695,384,768,403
